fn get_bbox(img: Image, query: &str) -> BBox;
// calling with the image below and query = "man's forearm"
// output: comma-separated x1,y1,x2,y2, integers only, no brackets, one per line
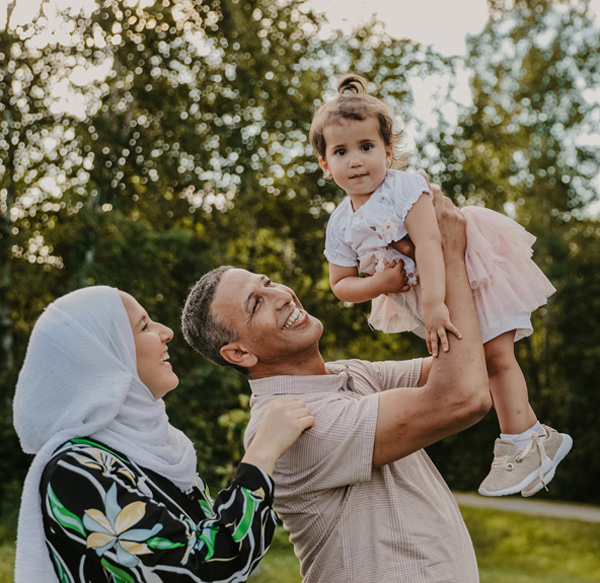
371,186,491,467
426,199,491,425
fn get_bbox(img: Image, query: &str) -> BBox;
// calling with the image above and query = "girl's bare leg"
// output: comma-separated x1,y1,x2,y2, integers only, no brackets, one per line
479,330,573,497
484,330,537,435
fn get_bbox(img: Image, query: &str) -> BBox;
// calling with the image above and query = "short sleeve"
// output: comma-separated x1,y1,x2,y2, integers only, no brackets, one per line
386,170,432,224
324,199,359,268
370,358,423,391
277,391,379,491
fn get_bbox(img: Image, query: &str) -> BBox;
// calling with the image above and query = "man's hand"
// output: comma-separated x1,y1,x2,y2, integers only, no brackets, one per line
372,171,489,467
388,172,466,263
420,169,467,253
388,236,415,261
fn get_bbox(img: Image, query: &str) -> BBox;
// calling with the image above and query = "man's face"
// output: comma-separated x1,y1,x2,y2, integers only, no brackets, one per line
212,269,323,372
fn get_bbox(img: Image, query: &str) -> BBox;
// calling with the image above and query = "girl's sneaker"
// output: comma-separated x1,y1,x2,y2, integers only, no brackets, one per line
521,426,573,497
478,425,572,497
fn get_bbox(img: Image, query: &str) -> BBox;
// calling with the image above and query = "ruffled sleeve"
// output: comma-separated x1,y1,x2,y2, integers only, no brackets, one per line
385,170,432,224
324,198,359,268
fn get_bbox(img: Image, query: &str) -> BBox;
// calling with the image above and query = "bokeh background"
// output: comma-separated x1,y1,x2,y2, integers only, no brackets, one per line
1,0,599,535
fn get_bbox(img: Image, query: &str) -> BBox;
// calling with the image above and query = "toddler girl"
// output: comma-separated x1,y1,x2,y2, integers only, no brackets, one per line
312,74,572,497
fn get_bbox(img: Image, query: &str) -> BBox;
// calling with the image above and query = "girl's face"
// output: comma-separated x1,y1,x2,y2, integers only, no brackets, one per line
119,291,179,399
319,116,392,203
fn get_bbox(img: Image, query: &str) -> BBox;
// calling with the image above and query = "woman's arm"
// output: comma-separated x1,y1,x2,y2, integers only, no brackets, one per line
41,442,279,582
404,193,462,355
329,262,410,304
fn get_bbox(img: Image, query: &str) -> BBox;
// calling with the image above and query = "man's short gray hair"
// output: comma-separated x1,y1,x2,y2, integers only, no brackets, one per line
182,266,248,375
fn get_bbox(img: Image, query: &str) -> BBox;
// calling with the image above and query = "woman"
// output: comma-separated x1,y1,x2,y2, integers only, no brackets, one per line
13,285,313,583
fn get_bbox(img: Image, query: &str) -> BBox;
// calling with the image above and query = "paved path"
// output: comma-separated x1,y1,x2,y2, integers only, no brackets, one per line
454,492,600,523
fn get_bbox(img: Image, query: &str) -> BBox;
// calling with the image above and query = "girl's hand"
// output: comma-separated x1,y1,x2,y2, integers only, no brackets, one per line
243,396,314,475
425,302,463,357
371,260,411,294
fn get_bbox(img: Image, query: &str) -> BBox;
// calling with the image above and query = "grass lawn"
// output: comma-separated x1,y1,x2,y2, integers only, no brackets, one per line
0,545,13,583
464,506,600,583
249,505,600,583
2,503,600,583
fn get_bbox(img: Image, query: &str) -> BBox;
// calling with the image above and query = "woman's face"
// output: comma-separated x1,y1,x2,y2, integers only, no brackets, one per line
119,291,179,399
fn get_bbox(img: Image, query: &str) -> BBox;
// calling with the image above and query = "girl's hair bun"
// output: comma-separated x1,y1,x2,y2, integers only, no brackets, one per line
337,74,369,96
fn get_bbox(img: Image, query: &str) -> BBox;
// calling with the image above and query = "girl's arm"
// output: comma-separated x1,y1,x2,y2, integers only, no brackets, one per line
329,261,410,304
404,193,462,356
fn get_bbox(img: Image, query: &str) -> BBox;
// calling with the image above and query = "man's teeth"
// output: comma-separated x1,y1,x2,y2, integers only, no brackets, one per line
283,307,301,329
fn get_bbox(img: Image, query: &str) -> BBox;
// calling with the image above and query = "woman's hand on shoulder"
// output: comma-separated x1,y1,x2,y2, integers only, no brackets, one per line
241,396,314,476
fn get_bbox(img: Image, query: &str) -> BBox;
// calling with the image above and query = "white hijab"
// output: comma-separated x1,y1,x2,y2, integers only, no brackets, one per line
13,286,198,583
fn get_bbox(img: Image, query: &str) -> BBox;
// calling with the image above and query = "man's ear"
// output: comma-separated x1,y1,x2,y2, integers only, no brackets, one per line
220,343,258,369
319,156,331,178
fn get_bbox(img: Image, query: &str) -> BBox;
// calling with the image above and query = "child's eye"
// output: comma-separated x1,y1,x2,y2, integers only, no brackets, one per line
362,143,373,151
334,148,346,156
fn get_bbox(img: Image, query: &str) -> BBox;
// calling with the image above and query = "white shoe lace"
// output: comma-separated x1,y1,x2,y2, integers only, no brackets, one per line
529,429,548,490
491,429,548,488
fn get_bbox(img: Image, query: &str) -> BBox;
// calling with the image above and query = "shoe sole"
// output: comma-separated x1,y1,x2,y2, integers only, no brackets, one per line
478,467,543,497
521,466,557,498
478,434,573,497
521,434,573,497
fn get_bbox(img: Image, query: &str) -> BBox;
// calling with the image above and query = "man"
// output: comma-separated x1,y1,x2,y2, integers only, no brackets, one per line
182,188,491,582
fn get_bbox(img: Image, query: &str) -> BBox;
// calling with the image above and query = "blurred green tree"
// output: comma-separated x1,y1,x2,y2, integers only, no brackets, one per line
2,0,598,512
0,0,88,513
423,0,600,502
1,0,451,494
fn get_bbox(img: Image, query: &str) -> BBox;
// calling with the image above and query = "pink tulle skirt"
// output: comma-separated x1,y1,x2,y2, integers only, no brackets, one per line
368,207,556,343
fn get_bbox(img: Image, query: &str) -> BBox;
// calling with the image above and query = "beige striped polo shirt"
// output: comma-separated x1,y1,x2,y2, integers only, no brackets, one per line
245,358,479,583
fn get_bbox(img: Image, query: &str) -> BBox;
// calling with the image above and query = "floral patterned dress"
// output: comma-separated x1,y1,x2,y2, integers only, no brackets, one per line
40,438,277,583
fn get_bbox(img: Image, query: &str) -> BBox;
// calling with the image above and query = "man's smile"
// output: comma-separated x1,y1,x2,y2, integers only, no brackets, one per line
282,306,304,329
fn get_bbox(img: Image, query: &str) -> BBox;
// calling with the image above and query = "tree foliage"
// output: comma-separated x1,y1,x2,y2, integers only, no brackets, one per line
424,0,600,501
1,0,598,515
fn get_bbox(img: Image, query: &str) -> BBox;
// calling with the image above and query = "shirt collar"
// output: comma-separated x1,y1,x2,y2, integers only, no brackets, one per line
248,363,351,396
